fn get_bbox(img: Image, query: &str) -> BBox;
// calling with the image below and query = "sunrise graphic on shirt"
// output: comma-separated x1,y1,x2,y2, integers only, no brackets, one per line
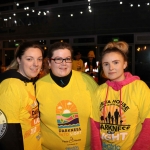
56,100,80,128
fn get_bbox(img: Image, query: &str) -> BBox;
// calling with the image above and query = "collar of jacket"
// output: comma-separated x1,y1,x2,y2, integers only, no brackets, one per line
49,69,72,87
0,69,33,84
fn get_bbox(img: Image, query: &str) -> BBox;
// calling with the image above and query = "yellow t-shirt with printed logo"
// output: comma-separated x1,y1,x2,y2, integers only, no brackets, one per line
91,80,150,150
0,78,41,150
36,70,98,150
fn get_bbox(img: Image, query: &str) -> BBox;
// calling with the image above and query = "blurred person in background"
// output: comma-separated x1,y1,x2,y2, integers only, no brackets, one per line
85,50,100,83
72,51,85,72
38,57,50,78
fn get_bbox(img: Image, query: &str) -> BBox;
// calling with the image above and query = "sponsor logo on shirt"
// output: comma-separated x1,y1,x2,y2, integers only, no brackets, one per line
99,99,130,143
24,96,40,139
0,109,7,139
56,100,82,145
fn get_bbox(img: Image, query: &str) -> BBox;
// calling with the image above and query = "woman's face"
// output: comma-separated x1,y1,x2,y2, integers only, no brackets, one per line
49,49,72,77
17,47,43,79
102,52,127,81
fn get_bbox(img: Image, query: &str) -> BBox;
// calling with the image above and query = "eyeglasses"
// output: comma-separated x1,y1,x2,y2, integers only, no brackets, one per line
51,57,72,64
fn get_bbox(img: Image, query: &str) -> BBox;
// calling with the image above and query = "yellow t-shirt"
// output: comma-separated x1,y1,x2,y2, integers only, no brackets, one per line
0,78,41,150
36,70,98,150
91,80,150,150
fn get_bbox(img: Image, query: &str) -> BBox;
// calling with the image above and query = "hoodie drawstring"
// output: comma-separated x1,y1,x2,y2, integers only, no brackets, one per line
120,89,122,118
103,86,109,119
103,85,122,121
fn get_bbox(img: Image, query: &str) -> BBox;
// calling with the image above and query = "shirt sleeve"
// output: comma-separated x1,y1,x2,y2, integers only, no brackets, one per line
0,81,21,123
0,80,24,149
132,81,150,149
90,118,102,150
90,87,102,150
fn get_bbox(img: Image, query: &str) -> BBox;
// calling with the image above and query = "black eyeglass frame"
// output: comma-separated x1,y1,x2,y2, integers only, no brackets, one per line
50,57,72,64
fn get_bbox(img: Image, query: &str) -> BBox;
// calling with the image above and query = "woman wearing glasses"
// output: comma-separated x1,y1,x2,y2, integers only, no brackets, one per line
36,42,101,150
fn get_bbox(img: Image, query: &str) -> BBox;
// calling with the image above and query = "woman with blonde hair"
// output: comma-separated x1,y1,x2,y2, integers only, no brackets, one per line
90,41,150,150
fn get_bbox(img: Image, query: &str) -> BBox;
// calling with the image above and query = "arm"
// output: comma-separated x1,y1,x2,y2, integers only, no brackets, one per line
0,82,24,150
132,82,150,150
90,118,102,150
132,119,150,150
0,124,24,150
90,86,102,150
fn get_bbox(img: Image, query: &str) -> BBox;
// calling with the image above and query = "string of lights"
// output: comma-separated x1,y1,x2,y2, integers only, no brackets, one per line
1,0,150,24
88,0,92,13
119,0,150,7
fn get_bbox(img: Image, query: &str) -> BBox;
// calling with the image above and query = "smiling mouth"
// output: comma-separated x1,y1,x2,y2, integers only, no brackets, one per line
60,67,67,69
31,68,39,71
109,72,116,74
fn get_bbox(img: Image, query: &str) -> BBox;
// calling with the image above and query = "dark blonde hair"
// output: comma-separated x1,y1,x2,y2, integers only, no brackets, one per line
101,41,129,62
